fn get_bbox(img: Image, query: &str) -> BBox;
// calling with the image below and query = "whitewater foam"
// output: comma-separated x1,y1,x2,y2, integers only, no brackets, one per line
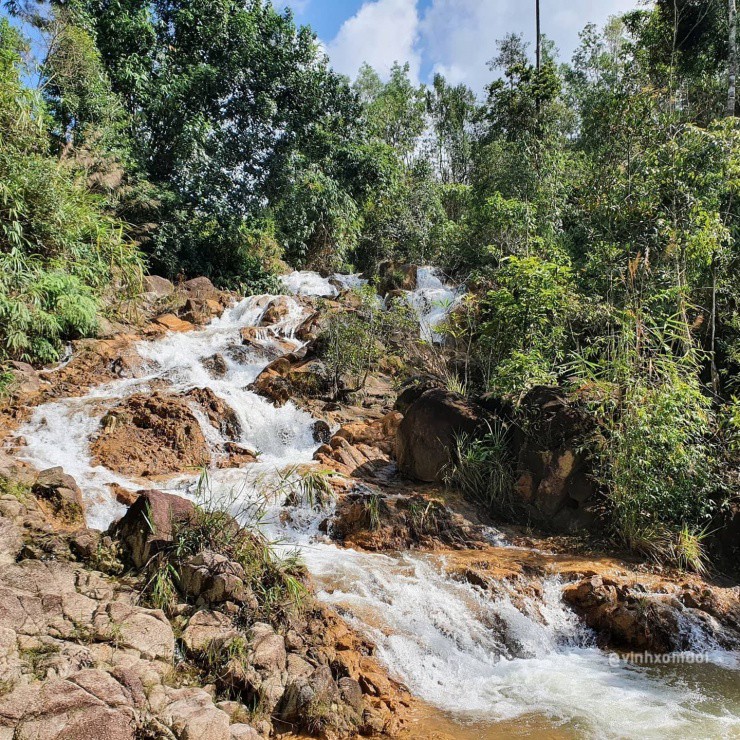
13,273,740,738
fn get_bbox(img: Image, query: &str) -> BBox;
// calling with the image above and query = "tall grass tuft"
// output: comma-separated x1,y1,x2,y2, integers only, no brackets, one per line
445,420,516,516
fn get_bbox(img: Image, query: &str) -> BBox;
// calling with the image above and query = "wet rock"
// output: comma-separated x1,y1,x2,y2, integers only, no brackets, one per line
330,491,488,551
112,489,195,569
249,356,294,406
153,313,195,333
91,392,211,478
32,467,85,528
312,420,332,443
396,388,486,482
259,296,294,326
202,353,228,378
333,411,402,456
563,575,740,653
186,387,241,440
219,442,259,469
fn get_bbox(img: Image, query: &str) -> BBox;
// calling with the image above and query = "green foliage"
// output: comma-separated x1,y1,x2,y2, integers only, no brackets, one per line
319,285,417,397
147,471,308,624
570,317,718,560
154,211,282,293
0,17,143,365
274,156,360,272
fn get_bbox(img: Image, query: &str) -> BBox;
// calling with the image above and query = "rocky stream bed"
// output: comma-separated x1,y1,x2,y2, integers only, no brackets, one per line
0,269,738,739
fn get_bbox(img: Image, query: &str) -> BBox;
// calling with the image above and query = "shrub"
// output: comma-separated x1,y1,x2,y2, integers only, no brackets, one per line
0,18,143,365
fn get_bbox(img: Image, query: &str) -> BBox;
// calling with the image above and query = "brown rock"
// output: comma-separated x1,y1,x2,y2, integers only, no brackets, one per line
153,313,195,333
259,296,294,326
7,361,41,396
91,392,211,478
182,276,219,301
178,551,257,607
185,387,241,440
32,467,85,528
396,389,486,482
202,353,228,378
182,610,239,654
112,489,195,569
143,275,175,297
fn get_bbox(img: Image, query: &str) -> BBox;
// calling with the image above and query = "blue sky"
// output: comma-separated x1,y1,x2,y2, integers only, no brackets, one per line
275,0,641,91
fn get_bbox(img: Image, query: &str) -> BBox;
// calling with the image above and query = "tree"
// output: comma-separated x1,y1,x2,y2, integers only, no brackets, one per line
729,0,737,115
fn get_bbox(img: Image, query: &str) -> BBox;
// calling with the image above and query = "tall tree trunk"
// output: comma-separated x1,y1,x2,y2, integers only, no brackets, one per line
535,0,541,118
729,0,737,116
535,0,541,73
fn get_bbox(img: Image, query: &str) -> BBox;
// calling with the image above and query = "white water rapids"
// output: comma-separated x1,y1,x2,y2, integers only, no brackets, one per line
12,269,740,739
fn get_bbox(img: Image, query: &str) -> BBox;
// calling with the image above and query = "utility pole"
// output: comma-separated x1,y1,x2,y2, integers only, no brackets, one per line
729,0,737,116
535,0,541,73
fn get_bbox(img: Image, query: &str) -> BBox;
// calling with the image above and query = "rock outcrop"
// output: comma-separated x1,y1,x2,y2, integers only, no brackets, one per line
396,389,486,482
91,392,211,477
563,574,740,653
510,386,599,532
330,490,489,551
31,467,85,529
112,489,195,569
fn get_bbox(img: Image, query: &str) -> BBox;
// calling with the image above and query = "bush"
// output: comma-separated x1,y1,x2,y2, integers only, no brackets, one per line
0,18,143,365
153,211,283,294
319,285,417,397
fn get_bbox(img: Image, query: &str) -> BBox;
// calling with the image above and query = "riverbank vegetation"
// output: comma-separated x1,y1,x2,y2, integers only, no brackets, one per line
1,0,739,566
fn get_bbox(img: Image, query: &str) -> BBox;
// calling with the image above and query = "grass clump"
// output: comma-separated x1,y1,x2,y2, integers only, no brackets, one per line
0,476,31,503
143,471,308,624
445,420,516,517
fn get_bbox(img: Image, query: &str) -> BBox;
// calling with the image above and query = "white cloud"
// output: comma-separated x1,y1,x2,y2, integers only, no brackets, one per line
322,0,640,90
326,0,421,82
420,0,640,93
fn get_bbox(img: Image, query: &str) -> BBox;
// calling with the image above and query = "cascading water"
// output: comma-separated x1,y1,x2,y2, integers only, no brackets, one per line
13,271,740,739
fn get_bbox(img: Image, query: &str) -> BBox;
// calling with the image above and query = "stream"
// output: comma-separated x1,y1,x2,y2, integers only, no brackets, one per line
14,269,740,739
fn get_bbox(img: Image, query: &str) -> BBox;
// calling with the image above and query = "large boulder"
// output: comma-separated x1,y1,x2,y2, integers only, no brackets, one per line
6,361,41,396
511,386,599,532
111,489,194,569
143,275,174,297
91,392,211,477
563,574,740,653
396,388,486,482
7,670,138,740
329,491,488,551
